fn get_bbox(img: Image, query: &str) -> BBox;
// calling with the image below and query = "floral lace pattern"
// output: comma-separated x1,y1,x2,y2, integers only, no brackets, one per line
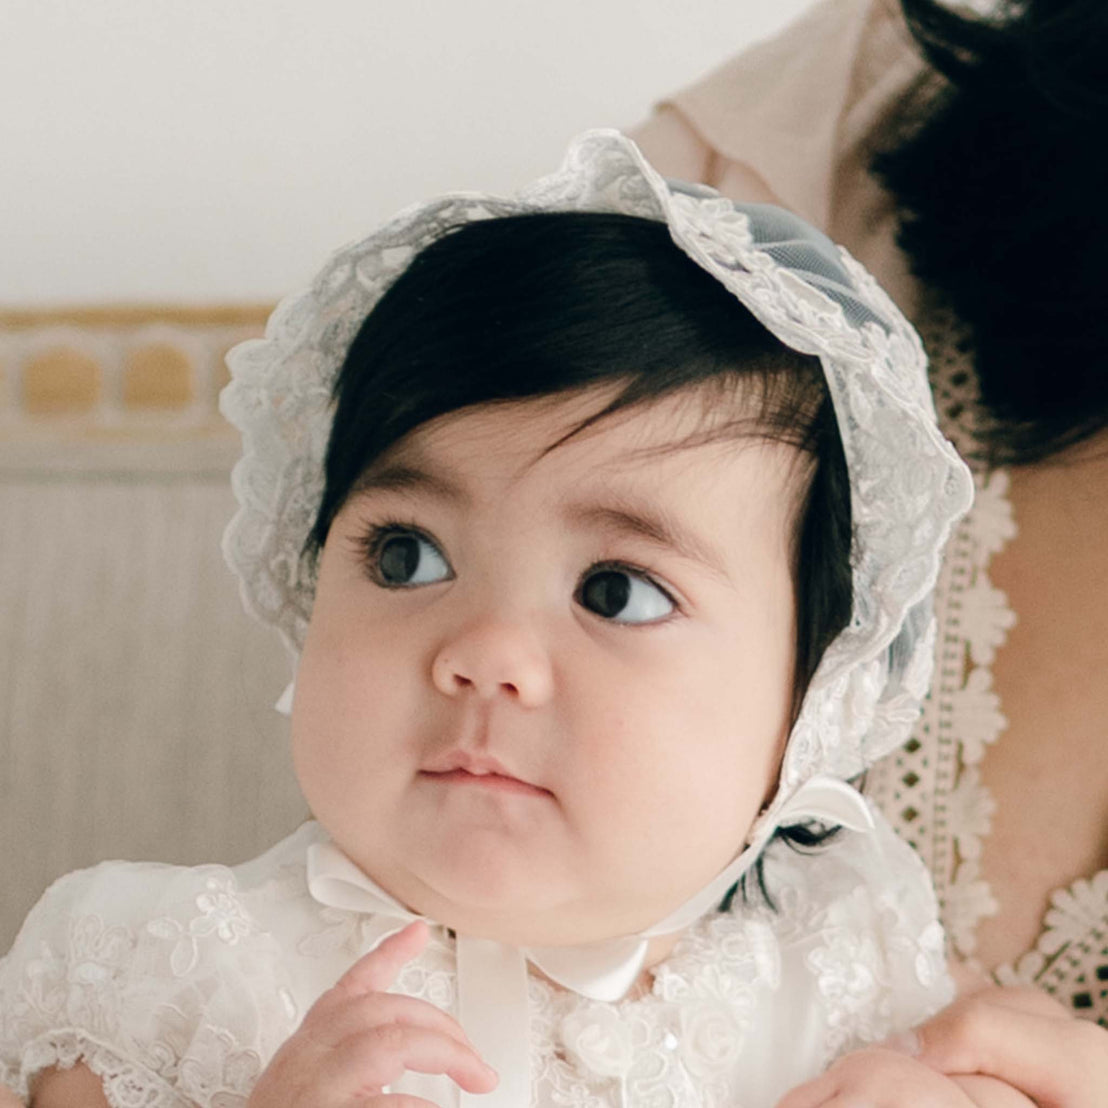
524,818,950,1108
1,820,951,1107
0,850,305,1107
995,874,1108,1024
867,305,1108,1026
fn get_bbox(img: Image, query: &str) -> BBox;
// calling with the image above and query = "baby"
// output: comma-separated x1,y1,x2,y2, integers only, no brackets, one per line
1,132,978,1107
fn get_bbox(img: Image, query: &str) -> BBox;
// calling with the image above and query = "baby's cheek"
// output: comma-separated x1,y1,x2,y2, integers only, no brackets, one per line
291,628,398,813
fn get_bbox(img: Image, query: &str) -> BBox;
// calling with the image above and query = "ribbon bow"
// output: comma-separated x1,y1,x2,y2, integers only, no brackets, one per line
307,775,873,1107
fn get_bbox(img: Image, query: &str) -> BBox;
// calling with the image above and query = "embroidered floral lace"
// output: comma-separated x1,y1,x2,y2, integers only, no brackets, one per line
0,822,950,1108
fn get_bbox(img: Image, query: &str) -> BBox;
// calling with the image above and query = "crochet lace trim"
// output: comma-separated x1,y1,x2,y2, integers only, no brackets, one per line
866,301,1013,961
864,467,1014,961
869,303,1108,1023
12,1031,190,1108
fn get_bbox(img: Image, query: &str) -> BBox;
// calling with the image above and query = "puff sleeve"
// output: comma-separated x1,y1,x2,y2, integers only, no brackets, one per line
0,859,300,1108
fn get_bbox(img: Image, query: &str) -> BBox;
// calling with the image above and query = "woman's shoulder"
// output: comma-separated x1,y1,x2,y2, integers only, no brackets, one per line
0,822,326,1105
633,0,924,233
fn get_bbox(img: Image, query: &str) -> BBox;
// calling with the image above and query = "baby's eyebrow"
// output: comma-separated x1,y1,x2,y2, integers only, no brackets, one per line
351,461,466,504
566,500,731,582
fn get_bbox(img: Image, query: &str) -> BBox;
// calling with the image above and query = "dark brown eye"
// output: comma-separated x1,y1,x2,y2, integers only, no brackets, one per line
577,567,674,623
370,530,451,587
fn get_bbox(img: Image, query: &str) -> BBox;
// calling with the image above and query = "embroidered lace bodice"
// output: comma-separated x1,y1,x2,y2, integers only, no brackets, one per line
0,818,950,1107
866,308,1108,1026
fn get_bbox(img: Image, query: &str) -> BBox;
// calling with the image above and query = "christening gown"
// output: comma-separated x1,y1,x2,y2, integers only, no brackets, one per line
0,819,949,1108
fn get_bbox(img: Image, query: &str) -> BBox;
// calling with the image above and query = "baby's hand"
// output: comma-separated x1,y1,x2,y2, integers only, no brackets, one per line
775,1044,1035,1108
247,921,498,1108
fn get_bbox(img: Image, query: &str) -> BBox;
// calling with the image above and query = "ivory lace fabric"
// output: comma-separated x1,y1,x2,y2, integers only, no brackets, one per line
0,819,950,1108
868,316,1108,1028
633,0,1108,1027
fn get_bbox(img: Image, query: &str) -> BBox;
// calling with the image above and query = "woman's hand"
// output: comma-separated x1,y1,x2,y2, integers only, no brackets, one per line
909,983,1108,1108
774,1046,1034,1107
777,980,1108,1108
247,921,498,1108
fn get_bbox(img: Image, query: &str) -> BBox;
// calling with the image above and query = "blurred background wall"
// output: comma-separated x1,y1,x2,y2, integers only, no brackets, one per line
0,0,816,949
1,0,814,305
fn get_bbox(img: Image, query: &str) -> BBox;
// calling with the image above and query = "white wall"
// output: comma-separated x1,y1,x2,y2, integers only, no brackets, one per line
1,0,814,305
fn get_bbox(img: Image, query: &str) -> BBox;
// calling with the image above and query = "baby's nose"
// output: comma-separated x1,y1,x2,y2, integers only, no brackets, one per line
431,619,554,707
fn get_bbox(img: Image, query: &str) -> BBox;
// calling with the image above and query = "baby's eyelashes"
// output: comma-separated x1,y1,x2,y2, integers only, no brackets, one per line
350,520,680,626
359,523,454,588
576,564,677,624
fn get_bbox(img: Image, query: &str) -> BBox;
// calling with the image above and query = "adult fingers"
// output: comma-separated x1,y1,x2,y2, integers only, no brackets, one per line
948,1074,1040,1108
773,1069,836,1108
949,982,1069,1018
775,1047,979,1108
912,996,1108,1108
328,1024,498,1099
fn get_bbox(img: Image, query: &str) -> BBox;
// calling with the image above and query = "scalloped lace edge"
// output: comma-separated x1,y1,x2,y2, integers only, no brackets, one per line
10,1030,186,1108
939,469,1014,965
993,868,1108,992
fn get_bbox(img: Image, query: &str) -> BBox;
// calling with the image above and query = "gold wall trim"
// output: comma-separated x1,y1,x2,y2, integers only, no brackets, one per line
0,304,275,330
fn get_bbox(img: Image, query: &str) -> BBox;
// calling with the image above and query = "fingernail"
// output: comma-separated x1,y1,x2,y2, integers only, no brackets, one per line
879,1030,921,1056
483,1063,500,1086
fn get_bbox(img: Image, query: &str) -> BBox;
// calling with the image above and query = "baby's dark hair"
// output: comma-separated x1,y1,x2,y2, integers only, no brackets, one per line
309,212,854,903
310,211,852,710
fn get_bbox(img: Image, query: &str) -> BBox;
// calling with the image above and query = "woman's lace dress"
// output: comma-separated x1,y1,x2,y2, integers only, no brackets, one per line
867,309,1108,1027
0,817,950,1108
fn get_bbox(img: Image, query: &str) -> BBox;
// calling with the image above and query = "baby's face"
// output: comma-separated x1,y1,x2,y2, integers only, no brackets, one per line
293,384,802,946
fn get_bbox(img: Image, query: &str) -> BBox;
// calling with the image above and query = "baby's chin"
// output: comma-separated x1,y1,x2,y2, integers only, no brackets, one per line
365,845,665,949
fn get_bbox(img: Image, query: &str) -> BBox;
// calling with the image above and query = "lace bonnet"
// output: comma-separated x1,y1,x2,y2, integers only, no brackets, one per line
221,128,972,838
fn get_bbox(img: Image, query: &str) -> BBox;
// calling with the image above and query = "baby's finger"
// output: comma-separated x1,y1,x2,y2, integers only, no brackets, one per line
331,921,431,999
319,990,474,1049
359,1097,444,1108
329,1025,498,1098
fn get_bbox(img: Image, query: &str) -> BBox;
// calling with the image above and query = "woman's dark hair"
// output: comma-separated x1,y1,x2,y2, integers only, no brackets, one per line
310,212,854,903
873,0,1108,464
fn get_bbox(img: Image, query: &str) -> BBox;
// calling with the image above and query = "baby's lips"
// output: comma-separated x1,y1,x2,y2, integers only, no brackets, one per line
420,748,549,793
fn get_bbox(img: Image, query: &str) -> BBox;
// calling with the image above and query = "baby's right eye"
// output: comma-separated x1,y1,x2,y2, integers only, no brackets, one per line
366,527,453,588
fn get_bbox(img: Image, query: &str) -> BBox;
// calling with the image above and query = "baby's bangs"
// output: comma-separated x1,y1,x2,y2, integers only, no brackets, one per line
540,357,829,462
312,211,830,555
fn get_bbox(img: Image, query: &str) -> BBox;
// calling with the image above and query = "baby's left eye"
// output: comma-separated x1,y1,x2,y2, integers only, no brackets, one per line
364,527,453,588
576,566,675,624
